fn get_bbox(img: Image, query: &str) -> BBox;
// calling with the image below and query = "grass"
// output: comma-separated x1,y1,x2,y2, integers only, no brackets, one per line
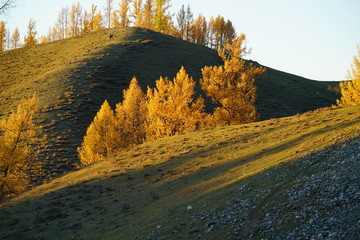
0,105,359,239
0,27,340,175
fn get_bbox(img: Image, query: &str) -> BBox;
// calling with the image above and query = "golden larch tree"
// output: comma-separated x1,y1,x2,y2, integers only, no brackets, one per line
0,20,6,51
118,0,131,27
146,66,206,141
83,5,103,33
10,27,20,49
337,45,360,106
201,34,265,125
39,35,48,44
153,0,171,33
69,1,82,37
0,95,45,199
23,18,37,47
141,0,154,29
132,0,143,27
78,100,120,165
115,77,148,146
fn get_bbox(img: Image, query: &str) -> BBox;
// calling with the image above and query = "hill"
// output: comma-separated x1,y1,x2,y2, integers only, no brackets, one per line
0,105,359,239
0,27,339,174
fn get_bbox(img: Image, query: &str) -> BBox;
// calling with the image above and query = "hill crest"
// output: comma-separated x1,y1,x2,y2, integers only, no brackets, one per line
0,27,339,173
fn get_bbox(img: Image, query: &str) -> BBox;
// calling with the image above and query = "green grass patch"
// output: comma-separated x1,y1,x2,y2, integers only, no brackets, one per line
0,106,358,239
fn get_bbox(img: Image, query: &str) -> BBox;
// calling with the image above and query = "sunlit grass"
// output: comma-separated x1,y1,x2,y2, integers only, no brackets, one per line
1,106,359,239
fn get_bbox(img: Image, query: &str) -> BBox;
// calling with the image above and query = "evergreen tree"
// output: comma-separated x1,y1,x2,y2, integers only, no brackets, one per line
78,100,120,165
146,67,206,140
0,95,45,199
201,34,265,125
337,45,360,106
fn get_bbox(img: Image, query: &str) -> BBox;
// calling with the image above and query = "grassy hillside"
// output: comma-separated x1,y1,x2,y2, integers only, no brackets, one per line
0,27,339,174
0,106,359,239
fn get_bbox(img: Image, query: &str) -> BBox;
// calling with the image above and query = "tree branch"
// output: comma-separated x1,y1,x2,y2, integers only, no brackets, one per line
0,0,16,15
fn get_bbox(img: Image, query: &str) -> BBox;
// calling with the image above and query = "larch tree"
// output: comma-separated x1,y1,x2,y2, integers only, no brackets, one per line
337,45,360,106
78,100,121,165
55,7,69,40
146,66,206,141
111,10,120,27
176,4,186,39
189,14,208,45
23,18,37,47
0,95,45,199
69,1,82,37
119,0,131,27
176,4,193,40
201,34,266,125
48,26,60,42
104,0,113,28
142,0,154,29
115,77,148,146
10,27,20,49
0,20,5,51
209,16,236,49
83,5,103,33
153,0,171,33
39,35,48,44
132,0,143,27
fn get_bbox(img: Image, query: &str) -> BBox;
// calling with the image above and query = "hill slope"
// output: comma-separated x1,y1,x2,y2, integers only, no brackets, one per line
0,27,339,173
0,106,359,239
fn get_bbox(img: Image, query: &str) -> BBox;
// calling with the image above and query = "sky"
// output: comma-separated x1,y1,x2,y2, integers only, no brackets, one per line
1,0,360,81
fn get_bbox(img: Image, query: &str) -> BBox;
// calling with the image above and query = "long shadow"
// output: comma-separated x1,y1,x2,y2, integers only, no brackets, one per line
1,114,358,239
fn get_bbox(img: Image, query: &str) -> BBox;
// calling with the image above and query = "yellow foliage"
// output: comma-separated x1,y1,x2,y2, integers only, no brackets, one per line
146,66,206,140
0,95,44,198
0,21,5,51
119,0,131,27
201,34,265,125
78,100,121,165
83,5,103,33
116,77,148,145
337,45,360,106
24,19,37,47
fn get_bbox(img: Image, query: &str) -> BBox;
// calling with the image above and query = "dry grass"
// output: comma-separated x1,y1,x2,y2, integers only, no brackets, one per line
0,105,359,240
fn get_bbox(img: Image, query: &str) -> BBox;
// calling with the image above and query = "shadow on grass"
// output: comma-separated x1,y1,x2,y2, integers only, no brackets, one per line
1,112,358,239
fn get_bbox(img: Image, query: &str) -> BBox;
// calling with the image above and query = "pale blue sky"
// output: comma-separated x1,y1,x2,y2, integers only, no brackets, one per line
2,0,359,81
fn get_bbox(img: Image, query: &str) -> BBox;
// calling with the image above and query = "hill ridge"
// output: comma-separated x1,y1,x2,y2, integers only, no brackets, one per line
0,27,339,174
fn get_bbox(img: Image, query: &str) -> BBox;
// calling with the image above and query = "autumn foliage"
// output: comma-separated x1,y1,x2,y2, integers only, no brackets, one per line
337,45,360,107
201,34,266,125
77,100,121,165
116,77,147,145
79,41,265,164
146,67,206,140
3,0,237,51
0,95,45,199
